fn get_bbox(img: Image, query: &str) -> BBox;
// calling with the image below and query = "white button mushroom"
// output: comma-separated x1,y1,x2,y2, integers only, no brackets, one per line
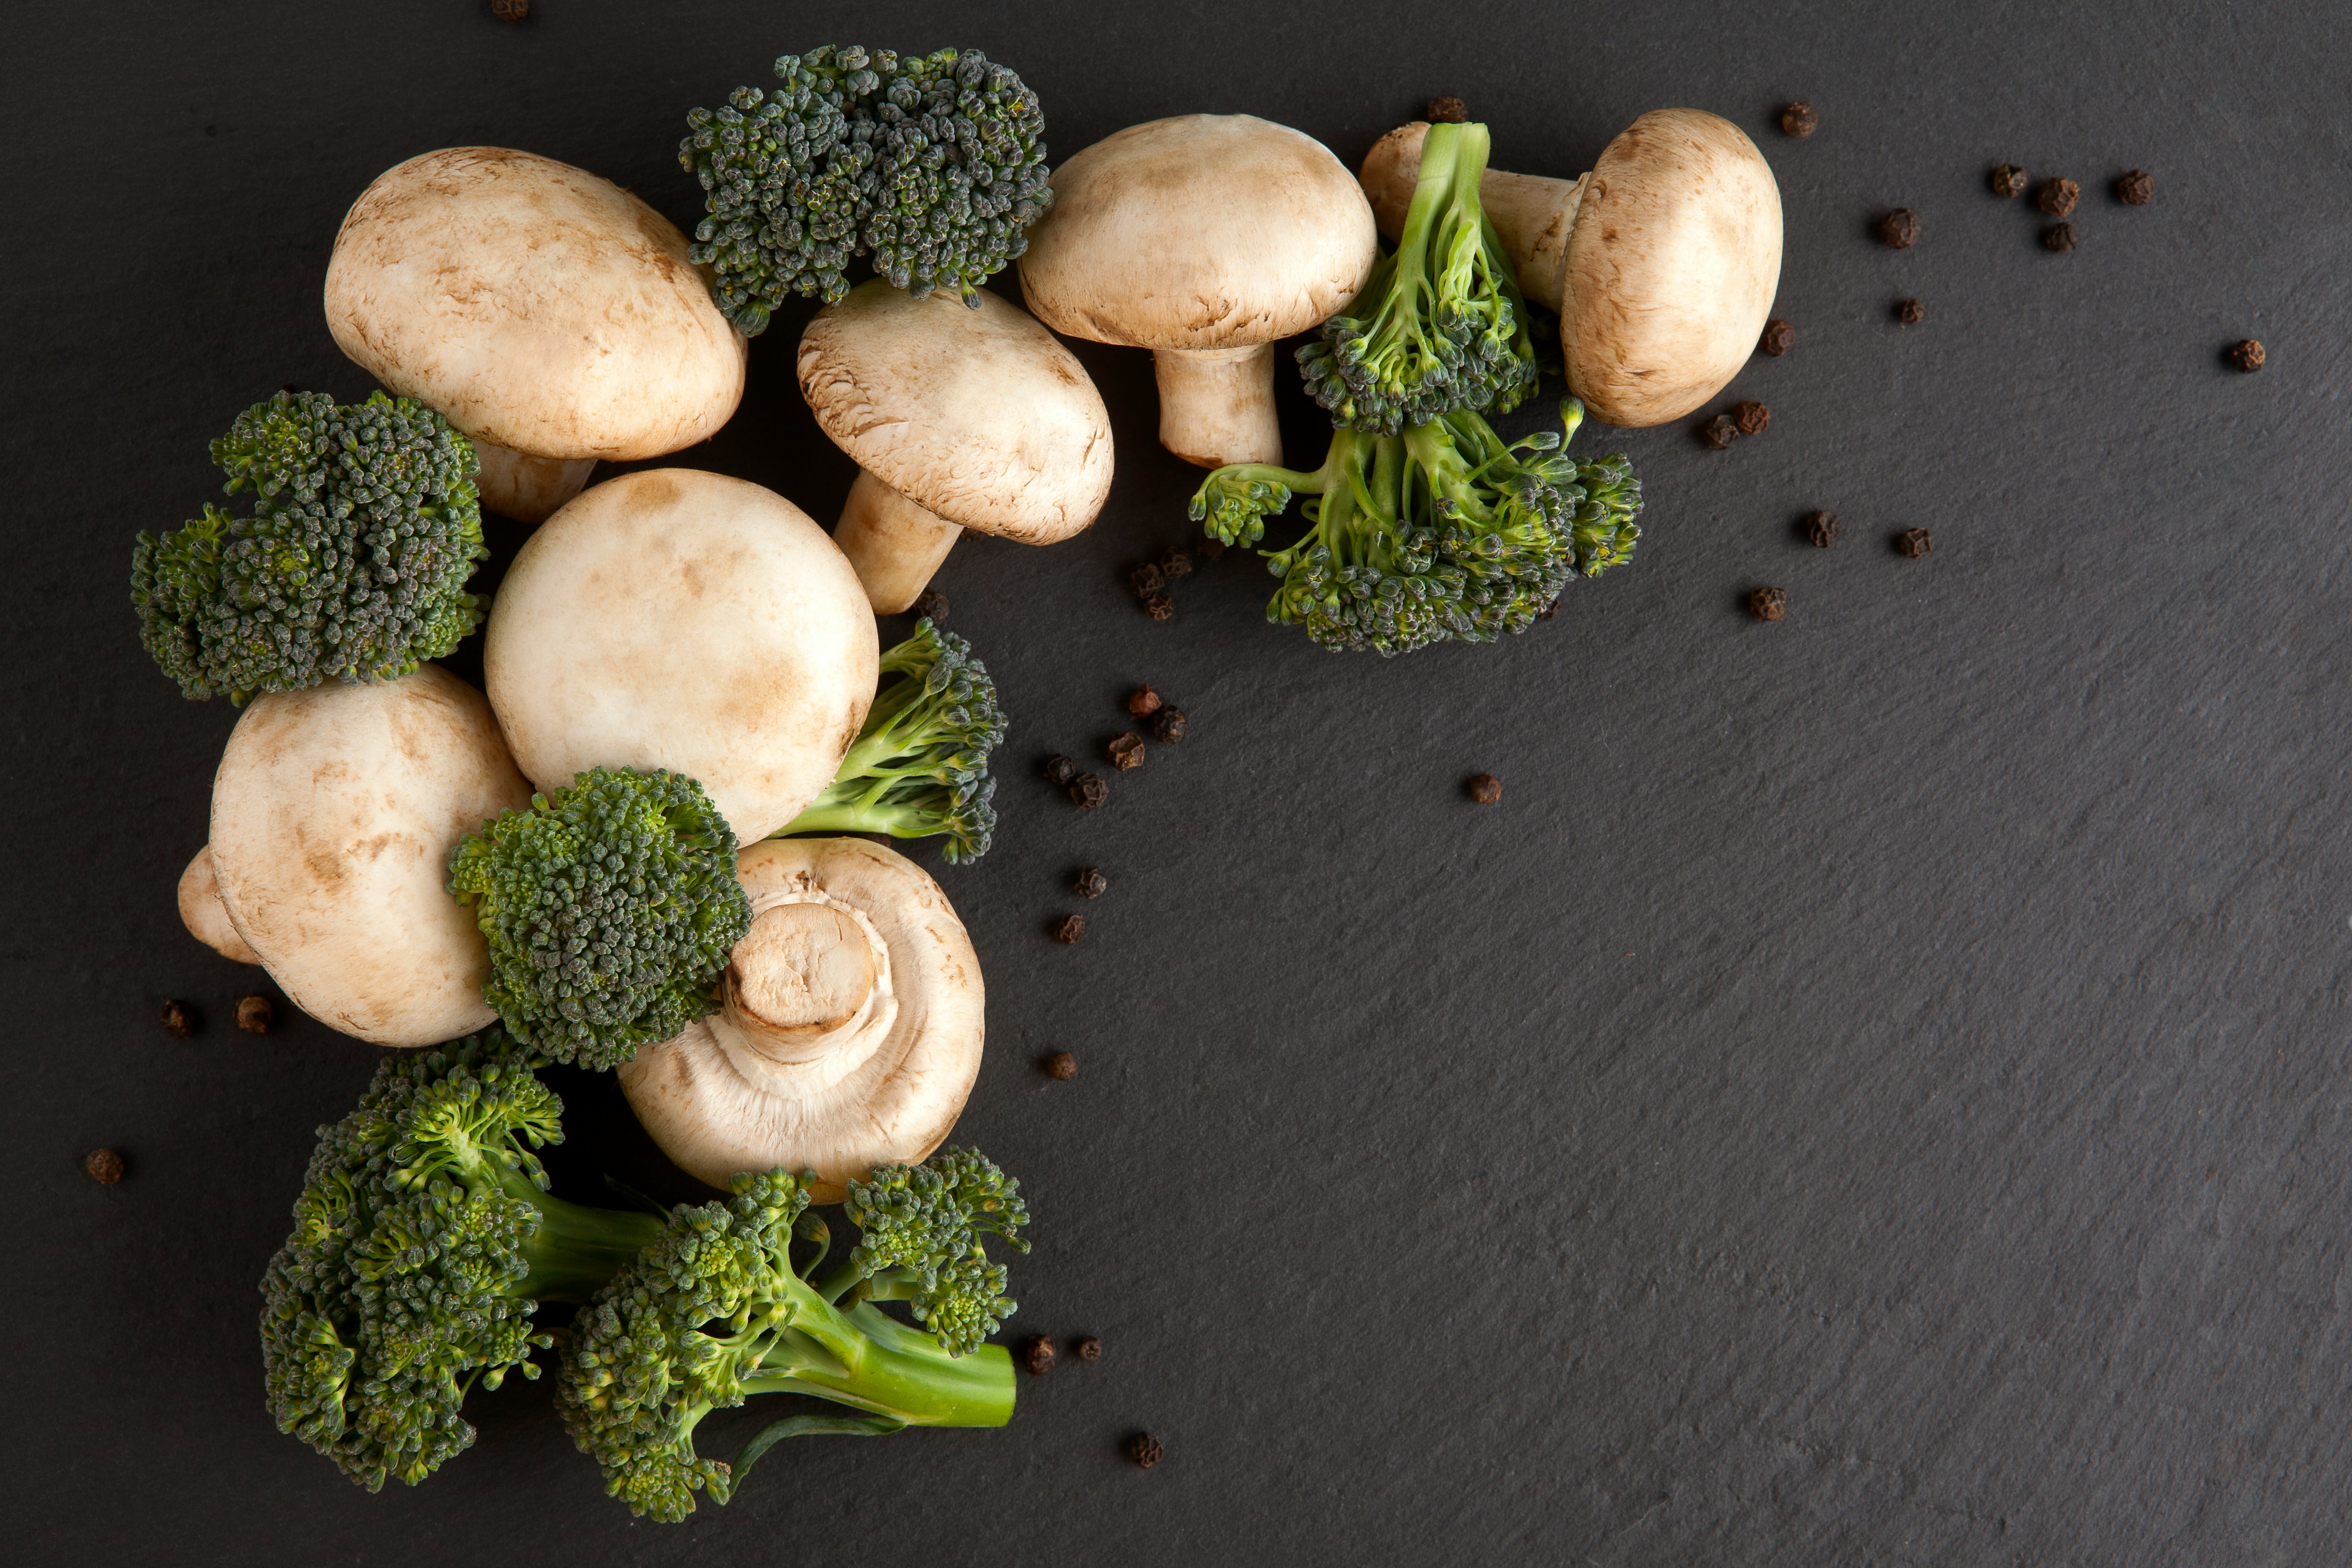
1016,114,1379,468
619,837,985,1202
176,845,260,965
1359,111,1783,427
482,469,879,844
323,148,748,523
797,282,1113,613
206,665,534,1046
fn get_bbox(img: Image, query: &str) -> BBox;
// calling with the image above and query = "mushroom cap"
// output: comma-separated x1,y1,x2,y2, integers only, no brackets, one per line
1562,109,1783,427
177,844,262,965
209,665,532,1046
483,469,878,843
797,283,1112,544
323,147,747,462
619,837,985,1201
1017,114,1379,351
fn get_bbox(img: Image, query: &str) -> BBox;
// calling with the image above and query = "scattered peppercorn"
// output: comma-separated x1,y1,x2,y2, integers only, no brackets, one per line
237,994,275,1034
1069,771,1108,809
1044,754,1079,787
1757,317,1795,356
1158,545,1193,580
490,0,528,20
2037,177,2079,217
1129,562,1164,598
1468,774,1502,805
2116,169,2153,206
85,1148,126,1185
1023,1336,1057,1376
1780,101,1818,138
1198,538,1224,562
1535,596,1561,621
1896,297,1926,325
2043,222,2076,253
1805,510,1839,547
1073,867,1108,899
1733,401,1769,436
1142,592,1175,622
2229,339,2265,373
1879,208,1919,248
1127,1433,1164,1470
1152,707,1186,743
1426,95,1469,124
1127,685,1163,717
1044,1050,1078,1080
1701,414,1740,449
1898,528,1934,558
1052,915,1086,945
1076,1336,1103,1362
160,1000,196,1039
1749,585,1787,622
913,586,949,626
1990,164,2030,199
1107,732,1146,771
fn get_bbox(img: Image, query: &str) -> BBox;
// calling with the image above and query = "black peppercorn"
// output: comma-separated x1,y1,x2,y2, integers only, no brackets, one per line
1044,754,1078,787
1879,208,1919,248
1468,774,1502,805
1052,915,1086,945
1804,510,1839,547
1990,163,2030,199
1129,562,1165,598
1535,596,1561,621
1158,545,1193,579
1076,1336,1103,1362
1142,592,1175,622
1896,297,1926,325
2037,177,2079,217
2116,169,2153,206
1426,95,1468,124
1153,707,1186,743
237,994,275,1034
1073,867,1108,899
491,0,528,20
160,1000,196,1039
1127,685,1163,717
1127,1433,1164,1469
2228,339,2265,373
1749,586,1787,622
1781,101,1818,138
1733,401,1769,436
1898,527,1934,558
1107,733,1145,771
1068,772,1108,809
1044,1050,1078,1080
1197,538,1224,562
2043,222,2076,253
913,586,949,626
86,1148,126,1184
1757,317,1795,356
1023,1336,1057,1376
1701,414,1740,449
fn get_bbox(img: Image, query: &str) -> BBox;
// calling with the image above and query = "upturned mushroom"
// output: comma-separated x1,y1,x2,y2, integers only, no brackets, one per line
1017,114,1379,467
483,469,878,843
324,148,746,522
1358,110,1782,426
797,282,1112,612
205,664,534,1045
618,836,984,1201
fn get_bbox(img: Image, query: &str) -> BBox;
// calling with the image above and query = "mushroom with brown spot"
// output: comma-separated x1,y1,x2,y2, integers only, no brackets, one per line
324,148,747,522
619,837,985,1201
797,282,1113,613
1017,115,1379,467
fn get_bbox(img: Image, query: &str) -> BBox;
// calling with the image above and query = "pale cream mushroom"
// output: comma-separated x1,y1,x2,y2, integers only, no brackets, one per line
207,665,533,1045
798,281,1113,613
1359,110,1782,427
324,147,746,523
1017,114,1378,468
483,469,878,843
619,837,984,1202
176,845,260,965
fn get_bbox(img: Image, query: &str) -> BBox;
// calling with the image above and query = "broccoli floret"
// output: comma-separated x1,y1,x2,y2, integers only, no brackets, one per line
258,1029,666,1492
681,45,1052,334
1295,121,1537,435
1188,398,1643,655
448,767,753,1068
130,389,487,704
773,618,1004,863
556,1149,1029,1522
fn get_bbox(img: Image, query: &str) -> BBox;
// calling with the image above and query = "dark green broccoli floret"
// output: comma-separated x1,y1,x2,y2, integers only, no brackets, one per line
1295,121,1537,435
1189,398,1643,655
258,1029,665,1492
448,767,752,1068
131,389,487,704
774,619,1004,863
556,1150,1028,1522
681,44,1052,334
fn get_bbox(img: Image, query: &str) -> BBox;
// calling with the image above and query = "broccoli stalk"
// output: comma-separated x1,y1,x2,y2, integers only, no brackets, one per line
557,1149,1029,1522
1189,397,1643,655
1295,121,1538,435
774,618,1004,863
260,1030,666,1492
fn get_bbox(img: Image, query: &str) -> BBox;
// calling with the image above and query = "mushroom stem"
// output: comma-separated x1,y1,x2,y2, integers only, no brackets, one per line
1153,344,1283,469
833,470,965,614
177,844,262,965
471,438,596,525
1359,123,1586,314
712,895,897,1089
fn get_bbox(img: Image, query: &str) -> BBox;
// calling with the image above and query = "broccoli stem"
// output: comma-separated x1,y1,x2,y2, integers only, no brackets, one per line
745,1291,1016,1429
514,1185,668,1302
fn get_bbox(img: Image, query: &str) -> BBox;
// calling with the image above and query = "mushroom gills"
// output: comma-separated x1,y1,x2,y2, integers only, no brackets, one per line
177,844,262,965
1154,344,1284,468
833,472,966,615
1359,121,1586,314
471,440,596,525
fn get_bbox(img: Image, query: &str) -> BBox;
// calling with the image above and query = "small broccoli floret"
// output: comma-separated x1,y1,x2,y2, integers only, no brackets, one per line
448,767,753,1068
681,45,1052,334
556,1149,1027,1522
1188,398,1643,655
773,618,1005,863
1295,121,1537,435
131,389,487,704
258,1029,665,1492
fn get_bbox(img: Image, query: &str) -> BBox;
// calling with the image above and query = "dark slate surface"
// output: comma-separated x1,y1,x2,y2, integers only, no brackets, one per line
8,3,2347,1562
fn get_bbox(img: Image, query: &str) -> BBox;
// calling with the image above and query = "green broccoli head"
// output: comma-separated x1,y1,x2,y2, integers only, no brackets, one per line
258,1029,663,1492
131,389,487,704
773,618,1005,863
1295,121,1538,435
1187,398,1643,655
843,1146,1029,1355
681,45,1052,334
447,766,753,1068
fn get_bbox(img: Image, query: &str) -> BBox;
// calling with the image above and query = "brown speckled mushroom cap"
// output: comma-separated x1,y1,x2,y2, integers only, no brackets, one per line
482,469,878,843
619,837,985,1202
209,665,531,1046
178,844,261,965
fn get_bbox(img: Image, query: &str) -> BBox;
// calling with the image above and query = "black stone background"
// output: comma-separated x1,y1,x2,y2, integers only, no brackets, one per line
8,2,2348,1563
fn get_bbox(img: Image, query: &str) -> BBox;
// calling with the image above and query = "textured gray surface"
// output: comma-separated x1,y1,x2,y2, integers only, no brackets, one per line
8,2,2348,1563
